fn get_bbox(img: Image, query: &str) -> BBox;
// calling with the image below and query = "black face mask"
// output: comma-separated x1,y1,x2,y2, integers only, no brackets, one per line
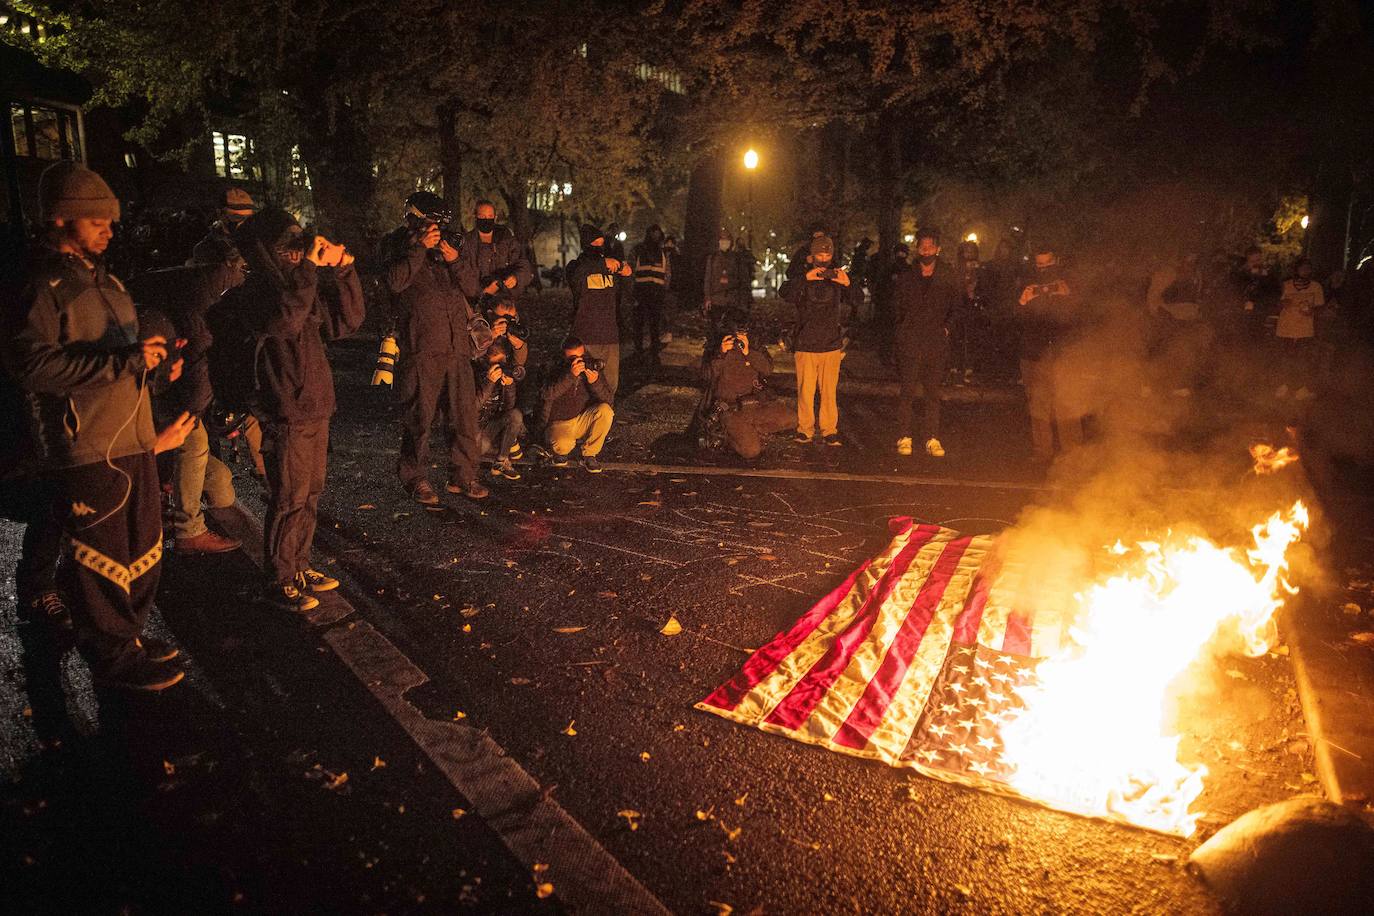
476,217,496,234
918,255,937,266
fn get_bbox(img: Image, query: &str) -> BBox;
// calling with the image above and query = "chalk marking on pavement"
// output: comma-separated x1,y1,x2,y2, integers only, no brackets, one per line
324,622,669,916
221,504,668,914
599,460,1055,492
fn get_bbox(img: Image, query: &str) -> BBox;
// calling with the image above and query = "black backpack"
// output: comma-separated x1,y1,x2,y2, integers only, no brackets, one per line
204,299,266,414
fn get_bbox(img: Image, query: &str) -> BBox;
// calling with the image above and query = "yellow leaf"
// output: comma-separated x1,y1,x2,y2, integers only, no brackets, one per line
708,902,734,915
695,808,712,821
596,590,619,599
536,882,554,899
552,626,588,634
371,756,386,771
325,771,349,791
453,710,467,720
660,616,682,636
734,792,748,806
451,807,466,819
563,720,578,736
617,809,641,830
462,623,472,633
720,822,741,841
460,606,480,618
640,751,651,762
823,792,836,802
357,504,376,510
532,862,549,873
673,724,685,732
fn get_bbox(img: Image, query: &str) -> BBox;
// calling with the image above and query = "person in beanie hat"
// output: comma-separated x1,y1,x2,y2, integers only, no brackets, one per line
3,161,196,692
704,228,750,321
567,224,630,397
783,233,850,445
216,209,365,613
191,186,257,278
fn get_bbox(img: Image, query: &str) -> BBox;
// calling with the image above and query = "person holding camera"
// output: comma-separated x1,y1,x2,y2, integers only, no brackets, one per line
475,339,525,481
1016,243,1083,461
784,234,850,446
569,225,631,397
381,191,489,506
890,228,961,458
4,162,196,691
457,199,533,315
488,299,530,371
699,312,793,460
223,208,364,613
539,337,615,473
190,186,255,281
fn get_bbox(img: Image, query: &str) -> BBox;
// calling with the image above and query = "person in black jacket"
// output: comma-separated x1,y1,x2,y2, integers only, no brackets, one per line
539,337,615,473
1015,244,1083,460
784,234,850,445
223,208,365,613
382,191,489,506
456,199,533,315
568,225,631,396
890,229,961,458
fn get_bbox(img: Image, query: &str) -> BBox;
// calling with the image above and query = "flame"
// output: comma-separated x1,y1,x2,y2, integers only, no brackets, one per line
998,501,1308,836
1250,443,1299,475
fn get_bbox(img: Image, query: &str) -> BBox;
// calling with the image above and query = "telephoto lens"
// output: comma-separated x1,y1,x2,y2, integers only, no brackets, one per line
372,333,399,386
582,356,606,373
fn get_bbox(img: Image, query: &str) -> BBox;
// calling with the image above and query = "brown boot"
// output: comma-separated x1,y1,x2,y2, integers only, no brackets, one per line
446,478,489,499
177,530,242,554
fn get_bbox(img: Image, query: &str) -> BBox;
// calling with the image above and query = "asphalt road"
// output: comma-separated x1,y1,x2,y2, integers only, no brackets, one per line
1,325,1318,914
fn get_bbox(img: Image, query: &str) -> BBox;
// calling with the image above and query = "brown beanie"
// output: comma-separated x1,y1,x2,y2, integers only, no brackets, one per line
810,234,834,257
39,161,120,222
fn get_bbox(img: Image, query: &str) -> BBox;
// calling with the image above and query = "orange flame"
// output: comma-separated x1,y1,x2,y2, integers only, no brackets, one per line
1250,443,1299,475
999,501,1308,836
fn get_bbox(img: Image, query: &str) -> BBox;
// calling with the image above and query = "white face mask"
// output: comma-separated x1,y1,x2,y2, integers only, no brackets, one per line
719,240,731,252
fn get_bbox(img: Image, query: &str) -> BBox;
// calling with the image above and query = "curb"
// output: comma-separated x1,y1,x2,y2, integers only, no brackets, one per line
1287,598,1374,809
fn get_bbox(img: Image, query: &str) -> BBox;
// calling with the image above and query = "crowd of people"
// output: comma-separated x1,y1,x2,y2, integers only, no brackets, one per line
0,158,1364,701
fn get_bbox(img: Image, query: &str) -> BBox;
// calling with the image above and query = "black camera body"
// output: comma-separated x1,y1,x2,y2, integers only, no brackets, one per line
815,267,838,281
499,362,526,383
573,355,606,373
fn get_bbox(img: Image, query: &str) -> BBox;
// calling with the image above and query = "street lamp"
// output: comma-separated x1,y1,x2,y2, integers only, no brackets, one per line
965,232,978,244
1300,214,1309,230
743,148,759,251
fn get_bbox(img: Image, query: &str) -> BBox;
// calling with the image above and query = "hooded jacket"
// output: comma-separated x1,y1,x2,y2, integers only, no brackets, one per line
219,211,366,423
568,225,623,345
456,225,533,306
4,244,158,469
380,225,473,359
785,271,849,353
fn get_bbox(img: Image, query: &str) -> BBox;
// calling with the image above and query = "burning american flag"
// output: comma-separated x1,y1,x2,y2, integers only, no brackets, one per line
699,504,1308,836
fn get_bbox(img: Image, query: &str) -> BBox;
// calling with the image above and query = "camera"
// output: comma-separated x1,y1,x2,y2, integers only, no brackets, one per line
815,267,838,280
499,361,526,383
572,355,606,373
209,407,251,440
372,331,399,386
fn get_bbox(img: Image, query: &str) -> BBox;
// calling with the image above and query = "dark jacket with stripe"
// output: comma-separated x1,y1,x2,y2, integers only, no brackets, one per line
381,226,473,359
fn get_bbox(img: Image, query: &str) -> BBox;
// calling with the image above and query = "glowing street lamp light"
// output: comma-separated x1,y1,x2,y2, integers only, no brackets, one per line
743,148,759,170
743,148,760,251
965,232,979,243
1299,214,1309,230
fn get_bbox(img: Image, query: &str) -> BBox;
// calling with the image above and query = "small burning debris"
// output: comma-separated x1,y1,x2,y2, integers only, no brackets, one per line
1250,443,1299,475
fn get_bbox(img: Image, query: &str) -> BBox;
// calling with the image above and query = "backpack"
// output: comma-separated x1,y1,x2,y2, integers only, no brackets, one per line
204,300,266,414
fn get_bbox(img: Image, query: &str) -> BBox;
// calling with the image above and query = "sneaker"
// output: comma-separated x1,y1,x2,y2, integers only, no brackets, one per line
262,581,320,614
583,455,603,473
136,636,180,663
446,479,490,499
95,654,185,692
22,591,75,640
551,452,570,468
177,529,241,554
408,480,440,506
823,434,843,447
925,438,946,458
300,569,339,592
896,436,913,456
508,443,524,462
490,459,522,480
793,432,814,444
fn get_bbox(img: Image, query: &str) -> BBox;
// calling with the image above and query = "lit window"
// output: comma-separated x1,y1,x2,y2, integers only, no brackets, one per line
8,101,81,161
210,130,253,178
124,151,136,169
634,62,685,95
526,178,571,212
290,146,311,189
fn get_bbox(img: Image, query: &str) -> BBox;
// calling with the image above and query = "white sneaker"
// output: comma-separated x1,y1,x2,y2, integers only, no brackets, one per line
925,438,946,458
897,436,913,456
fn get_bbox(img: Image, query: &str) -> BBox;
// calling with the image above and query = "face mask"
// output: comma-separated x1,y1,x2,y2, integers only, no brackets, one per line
476,217,496,234
719,241,731,252
919,255,937,266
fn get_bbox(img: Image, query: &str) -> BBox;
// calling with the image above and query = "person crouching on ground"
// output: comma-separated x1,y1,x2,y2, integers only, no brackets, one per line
539,337,614,473
475,339,524,481
698,311,793,460
222,209,365,614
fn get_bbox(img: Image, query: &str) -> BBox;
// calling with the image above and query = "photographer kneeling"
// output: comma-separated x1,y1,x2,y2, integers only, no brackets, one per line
697,312,793,460
476,339,525,481
539,337,614,473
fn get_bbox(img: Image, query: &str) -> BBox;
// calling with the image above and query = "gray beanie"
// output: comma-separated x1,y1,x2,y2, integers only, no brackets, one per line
39,161,120,222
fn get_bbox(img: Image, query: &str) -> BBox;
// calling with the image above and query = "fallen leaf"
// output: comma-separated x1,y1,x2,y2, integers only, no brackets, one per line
719,822,742,841
563,720,578,736
695,807,713,821
597,590,619,599
722,851,737,865
510,677,532,686
162,760,175,776
553,626,587,635
371,756,386,771
759,554,778,562
660,616,682,636
451,807,466,819
1343,602,1364,616
747,521,773,528
673,724,685,732
640,751,651,762
460,606,480,618
953,883,972,897
617,809,642,830
823,792,836,802
462,623,472,633
453,710,467,720
708,903,733,916
1151,853,1178,864
1351,632,1374,645
325,771,349,791
637,501,661,507
1301,772,1317,783
392,512,412,520
536,882,554,899
1225,669,1246,679
734,792,748,806
357,504,377,510
532,862,549,873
